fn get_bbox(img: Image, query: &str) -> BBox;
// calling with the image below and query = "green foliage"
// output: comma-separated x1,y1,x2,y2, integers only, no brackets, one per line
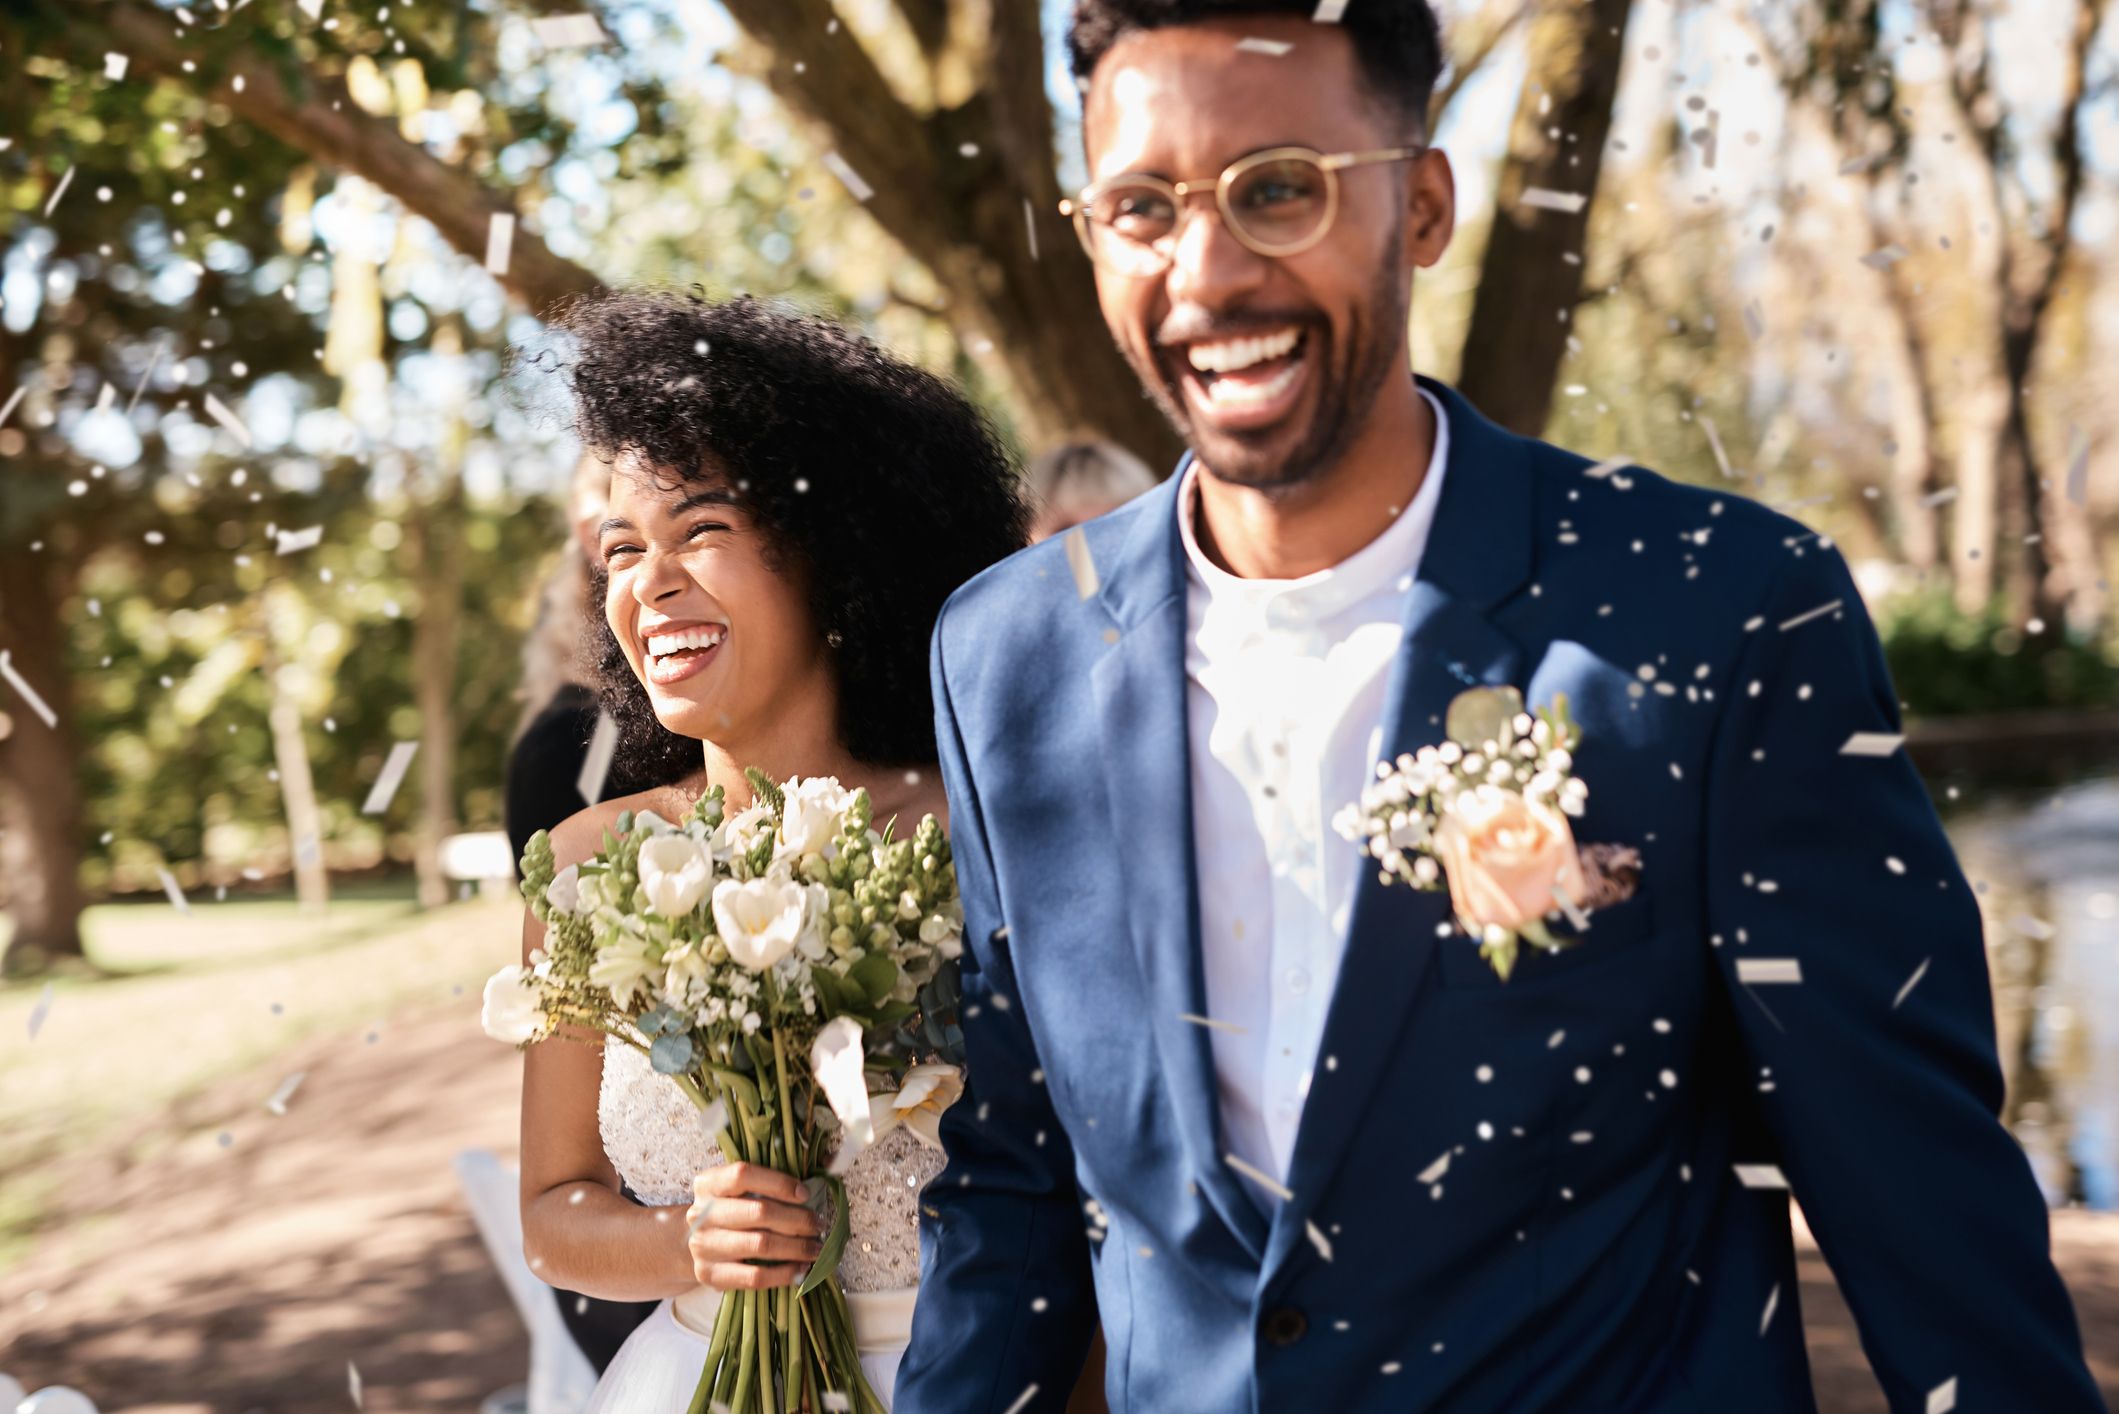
1879,587,2119,718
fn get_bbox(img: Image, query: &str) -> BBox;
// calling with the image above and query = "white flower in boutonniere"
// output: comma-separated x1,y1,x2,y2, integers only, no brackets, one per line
1335,685,1641,981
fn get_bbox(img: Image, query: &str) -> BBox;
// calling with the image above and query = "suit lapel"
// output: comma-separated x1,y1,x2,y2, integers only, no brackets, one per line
1265,380,1538,1276
1091,467,1272,1260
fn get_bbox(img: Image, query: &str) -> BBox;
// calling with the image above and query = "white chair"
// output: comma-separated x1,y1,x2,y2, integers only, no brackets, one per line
441,830,521,898
453,1149,598,1414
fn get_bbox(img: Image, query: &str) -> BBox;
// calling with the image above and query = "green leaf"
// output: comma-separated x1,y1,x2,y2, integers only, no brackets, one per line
846,951,898,1005
869,1000,919,1029
649,1032,697,1074
797,1175,852,1298
1446,685,1524,750
743,766,785,817
810,967,860,1016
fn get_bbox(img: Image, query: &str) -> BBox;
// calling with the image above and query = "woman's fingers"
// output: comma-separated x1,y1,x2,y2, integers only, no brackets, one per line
690,1193,822,1238
693,1161,812,1207
688,1223,823,1266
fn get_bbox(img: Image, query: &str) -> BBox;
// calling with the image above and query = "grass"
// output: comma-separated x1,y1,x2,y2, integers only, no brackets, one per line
0,884,527,1269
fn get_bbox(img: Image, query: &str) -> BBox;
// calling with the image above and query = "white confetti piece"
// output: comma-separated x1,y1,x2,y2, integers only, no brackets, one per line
1892,957,1931,1010
104,52,130,80
347,1360,364,1408
1860,244,1907,271
484,211,515,276
529,13,607,47
1583,455,1633,480
1838,731,1905,757
1736,958,1802,985
1022,197,1039,259
295,833,321,868
698,1098,729,1137
1178,1011,1246,1033
1777,598,1842,631
1838,151,1885,175
157,867,191,913
1520,186,1589,214
1759,1281,1780,1334
361,741,419,815
1224,1152,1294,1202
129,336,167,414
265,1070,307,1115
1236,36,1294,54
821,1395,852,1414
274,524,324,555
1925,1376,1957,1414
1063,527,1100,600
1417,1151,1451,1184
1000,1385,1039,1414
1918,486,1959,507
1311,0,1350,19
2064,428,2088,507
1734,1163,1789,1189
2012,914,2056,941
203,391,254,447
0,651,59,729
27,982,55,1041
821,151,874,203
299,0,323,17
1700,415,1734,479
43,166,76,218
0,386,24,430
1304,1218,1333,1261
1742,299,1764,340
576,710,619,805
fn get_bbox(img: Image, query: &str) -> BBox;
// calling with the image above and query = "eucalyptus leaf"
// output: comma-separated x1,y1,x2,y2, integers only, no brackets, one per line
797,1175,852,1298
1446,685,1524,750
649,1032,697,1074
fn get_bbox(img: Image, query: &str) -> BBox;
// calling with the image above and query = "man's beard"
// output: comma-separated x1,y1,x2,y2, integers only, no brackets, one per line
1131,246,1410,494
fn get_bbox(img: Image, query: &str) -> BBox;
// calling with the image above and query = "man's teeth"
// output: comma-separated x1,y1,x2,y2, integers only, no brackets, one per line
646,626,726,658
1205,359,1303,407
1187,328,1301,374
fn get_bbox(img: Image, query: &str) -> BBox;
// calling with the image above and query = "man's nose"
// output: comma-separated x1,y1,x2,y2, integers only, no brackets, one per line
1164,200,1267,310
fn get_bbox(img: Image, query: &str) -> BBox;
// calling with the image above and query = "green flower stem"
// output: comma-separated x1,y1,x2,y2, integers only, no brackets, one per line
754,1288,776,1411
781,1285,801,1413
730,1284,758,1412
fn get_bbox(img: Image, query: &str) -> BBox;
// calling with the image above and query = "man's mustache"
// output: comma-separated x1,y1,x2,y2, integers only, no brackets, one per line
1153,309,1322,349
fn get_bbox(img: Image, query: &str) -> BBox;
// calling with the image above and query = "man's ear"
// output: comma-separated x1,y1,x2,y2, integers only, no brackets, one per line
1406,147,1456,270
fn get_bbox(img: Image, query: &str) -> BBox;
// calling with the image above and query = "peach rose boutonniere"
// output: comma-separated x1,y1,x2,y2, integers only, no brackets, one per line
1333,686,1641,981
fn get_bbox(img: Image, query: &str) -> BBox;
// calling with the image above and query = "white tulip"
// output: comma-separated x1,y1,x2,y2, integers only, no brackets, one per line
632,809,678,836
712,876,812,972
638,834,714,918
776,775,850,861
810,1015,875,1171
480,965,545,1045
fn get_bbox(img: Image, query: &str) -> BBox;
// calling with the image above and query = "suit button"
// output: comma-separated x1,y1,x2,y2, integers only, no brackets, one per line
1262,1306,1307,1347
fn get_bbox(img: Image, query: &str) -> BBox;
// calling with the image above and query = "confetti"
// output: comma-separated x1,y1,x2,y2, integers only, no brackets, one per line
1583,456,1633,480
0,650,59,728
2064,428,2088,507
1734,1163,1789,1189
821,152,874,203
1178,1012,1246,1033
1520,187,1589,214
1838,151,1886,175
2011,914,2056,941
1417,1151,1450,1184
203,391,254,447
1838,731,1905,757
1759,1281,1780,1334
27,983,55,1041
1926,1376,1958,1414
1236,36,1294,55
299,0,323,16
0,386,24,430
1304,1218,1333,1261
1735,958,1802,985
130,337,168,414
1860,243,1907,270
265,1070,307,1115
1892,957,1931,1010
104,52,130,80
275,525,324,555
821,1395,852,1413
43,166,76,218
1700,416,1735,479
1918,486,1959,508
1224,1152,1294,1201
698,1098,729,1137
1311,0,1350,20
1742,299,1764,341
361,741,419,815
347,1360,364,1408
1063,526,1100,600
529,13,607,47
484,212,515,276
577,710,619,804
157,867,191,913
1777,598,1842,631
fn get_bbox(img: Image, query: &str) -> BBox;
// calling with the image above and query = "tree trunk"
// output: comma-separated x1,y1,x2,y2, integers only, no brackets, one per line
407,481,464,910
1456,0,1634,436
0,552,89,976
267,669,331,914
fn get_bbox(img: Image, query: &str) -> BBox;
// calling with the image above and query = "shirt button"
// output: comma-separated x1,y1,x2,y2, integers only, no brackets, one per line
1284,967,1310,995
1262,1307,1308,1347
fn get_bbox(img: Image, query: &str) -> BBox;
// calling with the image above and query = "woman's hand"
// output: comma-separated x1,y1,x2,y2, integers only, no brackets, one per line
685,1162,824,1291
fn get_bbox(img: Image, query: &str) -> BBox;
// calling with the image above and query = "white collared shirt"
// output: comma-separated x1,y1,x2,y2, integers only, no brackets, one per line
1179,389,1449,1210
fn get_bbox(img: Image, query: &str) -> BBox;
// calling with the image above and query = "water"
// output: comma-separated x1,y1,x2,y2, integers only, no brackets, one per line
1948,775,2119,1210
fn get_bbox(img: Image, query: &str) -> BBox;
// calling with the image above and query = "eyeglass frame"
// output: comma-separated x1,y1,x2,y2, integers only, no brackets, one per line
1058,144,1427,272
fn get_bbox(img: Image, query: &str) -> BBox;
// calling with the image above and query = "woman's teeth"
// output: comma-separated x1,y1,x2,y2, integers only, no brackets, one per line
1187,327,1301,374
646,625,726,659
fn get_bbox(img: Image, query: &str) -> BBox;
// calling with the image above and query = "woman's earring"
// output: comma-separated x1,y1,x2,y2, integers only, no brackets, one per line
825,629,845,649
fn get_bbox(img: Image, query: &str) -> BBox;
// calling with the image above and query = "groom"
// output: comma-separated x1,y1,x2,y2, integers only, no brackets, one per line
898,2,2099,1410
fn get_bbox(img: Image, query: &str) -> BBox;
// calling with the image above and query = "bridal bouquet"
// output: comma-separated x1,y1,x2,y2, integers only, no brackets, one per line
484,771,965,1414
1334,686,1640,981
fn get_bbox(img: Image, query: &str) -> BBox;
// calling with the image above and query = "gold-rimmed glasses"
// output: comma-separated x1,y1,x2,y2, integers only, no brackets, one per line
1059,144,1425,276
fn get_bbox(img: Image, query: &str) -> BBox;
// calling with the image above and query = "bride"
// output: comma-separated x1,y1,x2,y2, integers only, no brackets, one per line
514,291,1028,1409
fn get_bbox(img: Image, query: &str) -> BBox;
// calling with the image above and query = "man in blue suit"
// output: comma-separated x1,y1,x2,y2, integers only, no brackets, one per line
897,2,2100,1409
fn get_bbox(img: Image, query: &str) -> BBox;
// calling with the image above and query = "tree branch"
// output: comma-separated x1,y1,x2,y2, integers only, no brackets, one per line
71,0,605,317
1432,0,1530,130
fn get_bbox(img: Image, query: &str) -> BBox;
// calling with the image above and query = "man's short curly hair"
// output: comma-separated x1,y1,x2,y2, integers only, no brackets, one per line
1068,0,1443,130
545,290,1028,783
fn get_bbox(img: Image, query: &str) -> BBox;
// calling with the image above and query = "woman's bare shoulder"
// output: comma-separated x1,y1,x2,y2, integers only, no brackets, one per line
546,778,707,867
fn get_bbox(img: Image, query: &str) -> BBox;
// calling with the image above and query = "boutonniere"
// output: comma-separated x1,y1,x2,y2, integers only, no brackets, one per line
1333,686,1641,982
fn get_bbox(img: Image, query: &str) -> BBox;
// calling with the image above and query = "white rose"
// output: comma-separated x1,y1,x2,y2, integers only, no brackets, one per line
712,876,813,972
480,965,545,1045
638,834,714,918
776,776,850,861
811,1015,876,1172
544,863,583,916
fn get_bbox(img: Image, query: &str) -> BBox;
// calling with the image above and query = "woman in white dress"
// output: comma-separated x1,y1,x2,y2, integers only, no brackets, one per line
513,292,1028,1409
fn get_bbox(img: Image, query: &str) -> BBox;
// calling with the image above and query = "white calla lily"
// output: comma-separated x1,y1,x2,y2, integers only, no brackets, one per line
810,1015,875,1173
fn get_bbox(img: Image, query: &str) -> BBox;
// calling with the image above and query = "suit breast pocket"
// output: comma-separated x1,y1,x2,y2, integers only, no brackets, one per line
1432,888,1657,991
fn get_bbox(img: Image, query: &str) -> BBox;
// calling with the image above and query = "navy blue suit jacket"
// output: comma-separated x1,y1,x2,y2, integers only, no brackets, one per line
896,381,2097,1412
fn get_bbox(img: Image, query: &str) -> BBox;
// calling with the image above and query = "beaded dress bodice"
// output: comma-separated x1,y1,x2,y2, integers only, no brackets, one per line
597,1035,945,1293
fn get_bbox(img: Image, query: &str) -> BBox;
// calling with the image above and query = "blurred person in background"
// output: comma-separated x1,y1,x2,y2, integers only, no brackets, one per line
1024,438,1158,542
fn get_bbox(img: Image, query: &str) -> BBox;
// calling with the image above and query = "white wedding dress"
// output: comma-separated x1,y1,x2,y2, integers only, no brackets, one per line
585,1035,946,1412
